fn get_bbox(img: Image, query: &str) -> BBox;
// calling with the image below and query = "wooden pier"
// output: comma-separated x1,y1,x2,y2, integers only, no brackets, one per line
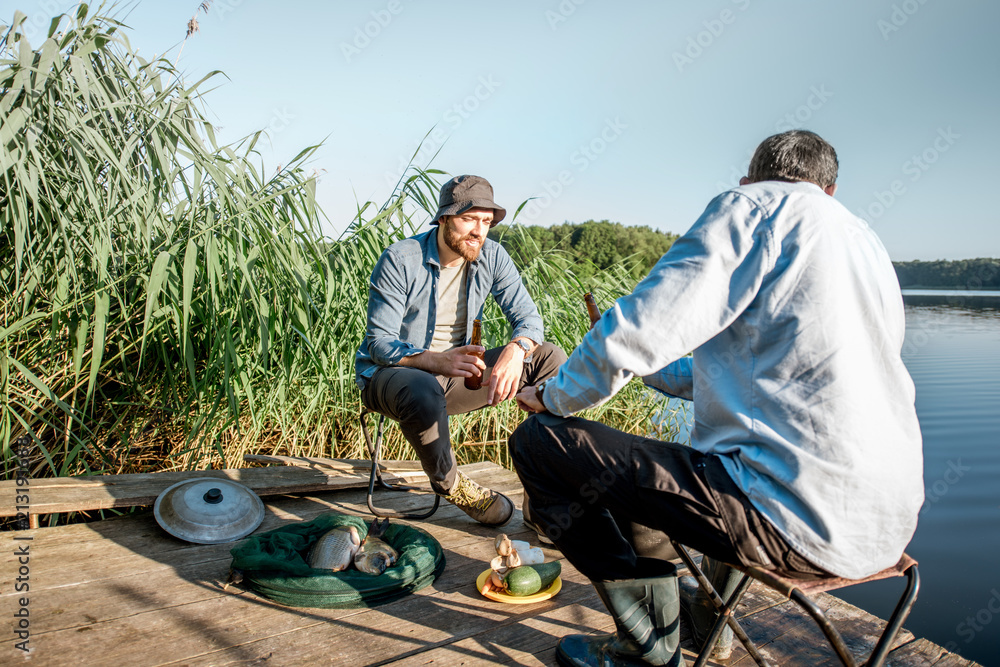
0,462,980,666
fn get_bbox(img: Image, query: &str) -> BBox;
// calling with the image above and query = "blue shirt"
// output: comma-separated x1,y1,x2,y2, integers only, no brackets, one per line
541,181,923,579
355,228,545,388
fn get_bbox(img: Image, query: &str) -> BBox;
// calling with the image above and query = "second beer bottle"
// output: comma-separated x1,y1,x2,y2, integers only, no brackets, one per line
584,292,601,329
464,318,485,390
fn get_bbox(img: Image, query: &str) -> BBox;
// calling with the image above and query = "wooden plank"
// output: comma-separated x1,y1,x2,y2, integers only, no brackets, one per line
0,462,978,667
244,453,425,471
0,464,519,598
0,461,507,561
884,638,980,666
10,477,540,665
0,466,389,517
394,630,729,667
170,547,597,667
726,589,915,666
13,520,521,640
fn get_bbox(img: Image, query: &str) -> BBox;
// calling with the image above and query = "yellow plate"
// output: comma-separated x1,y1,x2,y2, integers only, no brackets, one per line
476,568,562,604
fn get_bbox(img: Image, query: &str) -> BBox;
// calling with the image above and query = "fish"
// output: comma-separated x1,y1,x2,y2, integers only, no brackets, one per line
308,525,361,571
353,518,399,575
223,568,243,591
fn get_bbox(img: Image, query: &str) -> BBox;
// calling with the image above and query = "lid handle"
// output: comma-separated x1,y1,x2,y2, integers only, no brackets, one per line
203,487,224,504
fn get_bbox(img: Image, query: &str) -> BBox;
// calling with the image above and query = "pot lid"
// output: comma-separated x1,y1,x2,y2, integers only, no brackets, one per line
154,478,265,544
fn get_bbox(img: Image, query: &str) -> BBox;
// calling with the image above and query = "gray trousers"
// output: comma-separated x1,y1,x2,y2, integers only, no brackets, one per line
361,342,567,494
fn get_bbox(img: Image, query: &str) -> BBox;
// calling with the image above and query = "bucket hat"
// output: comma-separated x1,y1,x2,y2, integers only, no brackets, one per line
430,175,506,225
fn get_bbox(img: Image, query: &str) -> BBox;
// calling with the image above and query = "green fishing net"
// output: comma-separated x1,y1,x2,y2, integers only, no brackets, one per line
230,512,446,608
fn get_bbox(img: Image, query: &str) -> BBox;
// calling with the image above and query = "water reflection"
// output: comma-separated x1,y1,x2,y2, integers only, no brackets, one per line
836,304,1000,665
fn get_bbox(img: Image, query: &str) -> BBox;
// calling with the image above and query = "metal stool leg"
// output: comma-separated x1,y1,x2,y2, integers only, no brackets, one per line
863,565,920,667
788,588,858,667
672,541,771,667
361,409,440,520
749,562,920,667
694,576,757,667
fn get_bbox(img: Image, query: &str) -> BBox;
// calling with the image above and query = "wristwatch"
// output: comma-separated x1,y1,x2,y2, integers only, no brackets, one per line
512,338,533,363
534,378,551,412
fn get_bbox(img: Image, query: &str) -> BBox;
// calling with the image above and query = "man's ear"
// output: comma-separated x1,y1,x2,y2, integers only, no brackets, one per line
739,177,751,186
823,184,838,197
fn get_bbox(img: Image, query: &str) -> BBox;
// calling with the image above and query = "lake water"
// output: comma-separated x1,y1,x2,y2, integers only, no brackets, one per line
834,298,1000,666
656,294,1000,664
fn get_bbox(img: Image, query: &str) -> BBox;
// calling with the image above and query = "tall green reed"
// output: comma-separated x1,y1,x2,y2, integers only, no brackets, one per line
1,6,682,485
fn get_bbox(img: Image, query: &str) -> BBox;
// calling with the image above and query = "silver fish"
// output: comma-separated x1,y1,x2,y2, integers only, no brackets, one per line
308,525,361,571
353,518,399,575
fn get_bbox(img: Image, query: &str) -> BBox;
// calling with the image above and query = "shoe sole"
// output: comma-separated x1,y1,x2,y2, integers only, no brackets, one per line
470,499,515,527
533,531,554,545
521,518,555,545
479,516,513,527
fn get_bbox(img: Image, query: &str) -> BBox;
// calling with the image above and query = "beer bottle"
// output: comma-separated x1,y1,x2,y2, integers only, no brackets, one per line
464,318,485,390
584,292,601,329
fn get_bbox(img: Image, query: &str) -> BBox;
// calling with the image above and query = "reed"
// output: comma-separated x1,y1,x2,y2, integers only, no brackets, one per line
1,7,683,493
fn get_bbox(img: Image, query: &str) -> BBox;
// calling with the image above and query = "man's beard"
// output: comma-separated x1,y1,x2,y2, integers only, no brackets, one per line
443,219,484,262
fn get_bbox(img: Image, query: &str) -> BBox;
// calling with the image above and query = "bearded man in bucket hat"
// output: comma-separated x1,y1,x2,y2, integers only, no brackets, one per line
355,175,567,526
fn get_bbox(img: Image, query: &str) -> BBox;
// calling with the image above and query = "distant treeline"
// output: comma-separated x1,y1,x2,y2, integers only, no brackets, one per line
490,220,678,280
892,258,1000,289
492,222,997,291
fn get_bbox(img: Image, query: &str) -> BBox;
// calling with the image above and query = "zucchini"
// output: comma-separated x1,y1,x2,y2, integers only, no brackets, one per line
504,561,562,596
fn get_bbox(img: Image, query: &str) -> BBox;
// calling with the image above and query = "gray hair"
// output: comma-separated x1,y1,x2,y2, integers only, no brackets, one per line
747,130,839,188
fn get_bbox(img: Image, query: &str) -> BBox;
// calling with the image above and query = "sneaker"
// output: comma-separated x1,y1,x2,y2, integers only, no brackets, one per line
522,515,555,546
442,471,514,526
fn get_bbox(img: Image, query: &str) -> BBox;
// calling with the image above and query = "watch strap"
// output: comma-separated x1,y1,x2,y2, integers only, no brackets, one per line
534,378,550,412
513,338,533,363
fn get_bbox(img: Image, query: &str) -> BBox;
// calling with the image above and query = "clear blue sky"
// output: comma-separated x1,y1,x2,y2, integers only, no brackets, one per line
11,0,999,260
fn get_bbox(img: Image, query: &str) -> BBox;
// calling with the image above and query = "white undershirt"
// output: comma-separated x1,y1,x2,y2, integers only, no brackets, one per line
429,262,468,353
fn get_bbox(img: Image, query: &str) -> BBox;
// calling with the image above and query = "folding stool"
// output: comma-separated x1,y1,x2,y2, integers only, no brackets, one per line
360,409,440,520
670,540,919,667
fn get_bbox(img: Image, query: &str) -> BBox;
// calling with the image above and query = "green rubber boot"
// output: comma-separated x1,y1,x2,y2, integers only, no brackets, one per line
678,557,743,660
556,560,685,667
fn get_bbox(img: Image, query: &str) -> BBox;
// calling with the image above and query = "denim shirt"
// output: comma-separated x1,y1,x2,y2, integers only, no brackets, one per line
541,181,923,580
355,228,544,388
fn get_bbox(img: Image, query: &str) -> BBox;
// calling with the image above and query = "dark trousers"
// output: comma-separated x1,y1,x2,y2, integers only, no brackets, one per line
361,342,566,494
509,413,830,582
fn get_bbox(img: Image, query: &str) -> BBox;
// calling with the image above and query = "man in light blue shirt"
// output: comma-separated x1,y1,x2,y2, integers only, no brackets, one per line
512,131,922,667
357,175,566,526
